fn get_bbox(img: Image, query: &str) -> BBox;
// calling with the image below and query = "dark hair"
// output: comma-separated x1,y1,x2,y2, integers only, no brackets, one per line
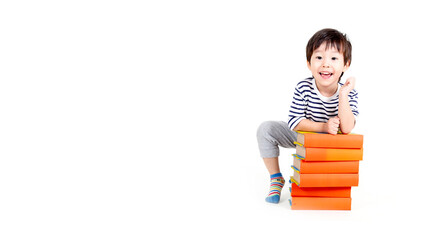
306,28,352,66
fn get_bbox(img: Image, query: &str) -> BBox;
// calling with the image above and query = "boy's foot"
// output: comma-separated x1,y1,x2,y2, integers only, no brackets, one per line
265,173,285,204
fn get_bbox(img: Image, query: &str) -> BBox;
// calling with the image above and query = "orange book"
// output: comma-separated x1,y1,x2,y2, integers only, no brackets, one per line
290,183,351,197
296,145,363,161
289,197,351,210
296,131,363,149
292,154,359,174
291,171,359,187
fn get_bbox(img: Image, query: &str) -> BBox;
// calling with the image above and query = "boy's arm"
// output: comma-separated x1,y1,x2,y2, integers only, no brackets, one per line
294,118,340,134
338,77,356,134
293,119,326,132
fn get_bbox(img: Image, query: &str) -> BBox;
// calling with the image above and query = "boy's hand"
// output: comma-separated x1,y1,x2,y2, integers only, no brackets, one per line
340,77,355,96
326,116,340,135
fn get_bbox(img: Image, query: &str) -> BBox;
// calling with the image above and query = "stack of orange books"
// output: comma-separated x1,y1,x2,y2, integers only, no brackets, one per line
289,131,364,210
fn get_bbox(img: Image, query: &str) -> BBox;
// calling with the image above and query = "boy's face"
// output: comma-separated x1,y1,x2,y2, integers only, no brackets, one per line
307,42,349,89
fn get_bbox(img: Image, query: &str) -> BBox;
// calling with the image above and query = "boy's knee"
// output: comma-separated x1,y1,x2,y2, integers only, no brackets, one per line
257,121,276,138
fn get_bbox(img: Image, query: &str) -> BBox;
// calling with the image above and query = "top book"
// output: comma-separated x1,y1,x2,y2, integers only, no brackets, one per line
296,131,363,149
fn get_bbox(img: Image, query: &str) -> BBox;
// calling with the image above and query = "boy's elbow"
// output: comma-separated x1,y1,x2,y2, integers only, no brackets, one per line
293,121,303,132
341,129,351,134
340,125,354,134
339,117,356,134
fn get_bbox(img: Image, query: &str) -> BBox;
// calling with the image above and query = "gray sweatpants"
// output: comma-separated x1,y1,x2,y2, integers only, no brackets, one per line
256,121,297,158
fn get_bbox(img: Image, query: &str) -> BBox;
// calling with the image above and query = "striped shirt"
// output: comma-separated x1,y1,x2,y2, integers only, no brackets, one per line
288,77,359,130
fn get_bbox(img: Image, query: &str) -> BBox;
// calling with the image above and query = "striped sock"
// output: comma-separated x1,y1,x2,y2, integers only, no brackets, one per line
265,173,285,204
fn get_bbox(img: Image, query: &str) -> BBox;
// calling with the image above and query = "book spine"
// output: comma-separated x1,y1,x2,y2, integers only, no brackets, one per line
290,197,352,210
305,148,363,161
298,160,359,174
290,183,351,197
299,173,359,187
303,133,363,148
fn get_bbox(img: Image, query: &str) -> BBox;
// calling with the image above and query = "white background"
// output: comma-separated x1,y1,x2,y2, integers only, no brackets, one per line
1,0,426,239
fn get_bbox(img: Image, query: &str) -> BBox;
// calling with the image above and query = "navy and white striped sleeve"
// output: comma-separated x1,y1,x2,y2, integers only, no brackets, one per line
348,89,359,119
288,86,307,130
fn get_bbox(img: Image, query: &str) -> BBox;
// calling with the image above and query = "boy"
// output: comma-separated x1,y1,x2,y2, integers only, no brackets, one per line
256,28,359,204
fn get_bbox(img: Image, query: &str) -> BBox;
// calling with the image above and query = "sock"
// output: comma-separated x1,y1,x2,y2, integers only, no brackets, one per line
265,173,285,204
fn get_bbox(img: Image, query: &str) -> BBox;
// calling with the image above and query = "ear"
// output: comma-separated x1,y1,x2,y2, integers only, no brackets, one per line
342,61,350,72
307,61,311,70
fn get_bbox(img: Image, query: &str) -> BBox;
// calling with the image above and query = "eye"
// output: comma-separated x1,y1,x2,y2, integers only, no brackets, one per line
316,56,322,60
332,57,338,60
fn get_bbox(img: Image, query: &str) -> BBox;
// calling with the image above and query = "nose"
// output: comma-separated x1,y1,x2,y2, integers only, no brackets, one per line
322,59,331,67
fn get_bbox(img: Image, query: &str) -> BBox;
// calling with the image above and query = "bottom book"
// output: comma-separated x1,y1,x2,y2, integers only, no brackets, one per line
289,197,352,210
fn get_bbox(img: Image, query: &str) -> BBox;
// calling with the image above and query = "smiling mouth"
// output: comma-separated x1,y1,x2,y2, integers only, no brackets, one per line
319,72,333,79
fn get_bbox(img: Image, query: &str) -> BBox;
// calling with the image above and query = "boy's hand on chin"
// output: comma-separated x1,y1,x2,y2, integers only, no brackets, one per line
340,77,355,96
